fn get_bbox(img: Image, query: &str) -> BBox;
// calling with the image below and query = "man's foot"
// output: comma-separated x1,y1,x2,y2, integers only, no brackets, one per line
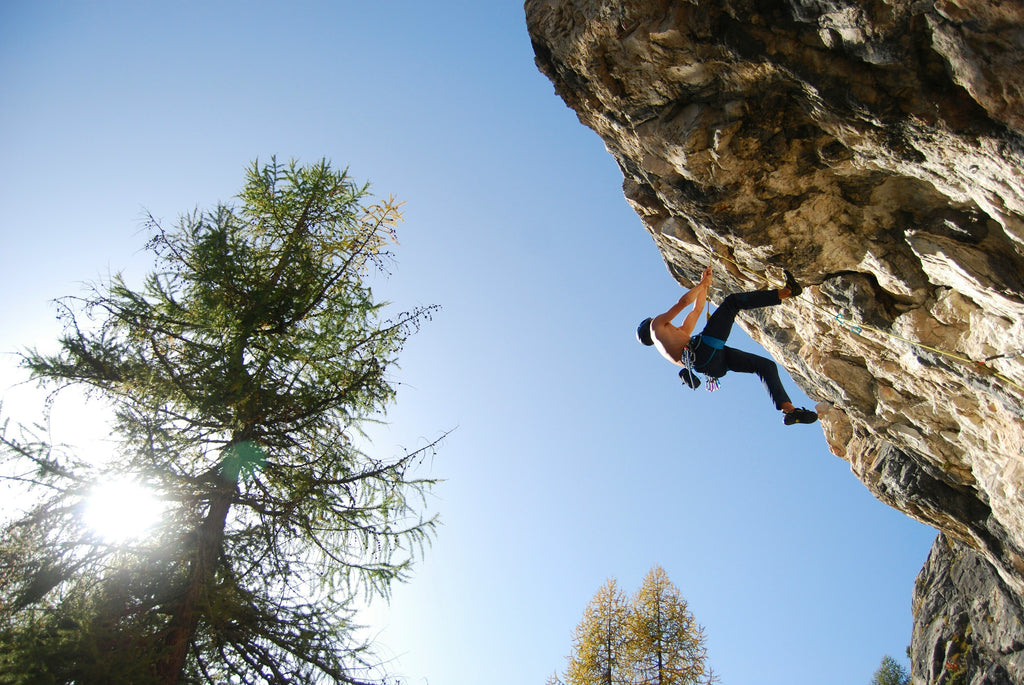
784,407,818,425
783,270,803,298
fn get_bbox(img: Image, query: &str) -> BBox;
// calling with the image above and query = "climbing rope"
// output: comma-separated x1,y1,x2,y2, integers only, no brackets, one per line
693,244,1024,395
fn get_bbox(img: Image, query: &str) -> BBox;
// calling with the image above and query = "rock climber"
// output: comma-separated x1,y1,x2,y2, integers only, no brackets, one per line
636,265,818,425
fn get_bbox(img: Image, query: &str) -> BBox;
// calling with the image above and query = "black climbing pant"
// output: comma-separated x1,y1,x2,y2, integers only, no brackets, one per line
691,290,792,410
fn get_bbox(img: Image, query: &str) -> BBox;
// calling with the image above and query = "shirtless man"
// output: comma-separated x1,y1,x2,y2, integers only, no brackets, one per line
637,265,818,425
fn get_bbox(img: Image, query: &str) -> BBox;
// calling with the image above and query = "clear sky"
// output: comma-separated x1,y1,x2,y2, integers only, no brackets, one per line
0,3,937,684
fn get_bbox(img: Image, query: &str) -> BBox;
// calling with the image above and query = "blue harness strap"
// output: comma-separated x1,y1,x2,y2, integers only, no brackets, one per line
688,334,724,391
689,334,724,370
701,335,726,349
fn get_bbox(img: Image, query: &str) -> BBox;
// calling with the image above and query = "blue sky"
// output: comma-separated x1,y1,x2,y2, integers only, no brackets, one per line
0,3,936,684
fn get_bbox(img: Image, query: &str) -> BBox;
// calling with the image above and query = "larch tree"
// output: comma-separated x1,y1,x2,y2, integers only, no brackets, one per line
626,566,708,685
557,569,714,685
566,578,632,685
0,159,441,684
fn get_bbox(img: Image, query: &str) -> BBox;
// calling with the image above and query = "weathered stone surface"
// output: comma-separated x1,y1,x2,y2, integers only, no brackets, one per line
526,1,1024,682
913,534,1024,685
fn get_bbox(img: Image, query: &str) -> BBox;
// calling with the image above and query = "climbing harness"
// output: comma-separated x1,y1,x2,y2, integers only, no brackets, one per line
692,334,726,363
683,334,724,392
689,244,1024,395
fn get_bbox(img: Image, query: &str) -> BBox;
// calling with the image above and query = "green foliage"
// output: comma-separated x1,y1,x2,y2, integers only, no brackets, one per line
562,567,714,685
0,158,441,684
870,654,910,685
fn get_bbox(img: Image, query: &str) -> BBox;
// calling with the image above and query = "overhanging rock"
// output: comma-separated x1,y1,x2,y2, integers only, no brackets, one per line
526,1,1024,681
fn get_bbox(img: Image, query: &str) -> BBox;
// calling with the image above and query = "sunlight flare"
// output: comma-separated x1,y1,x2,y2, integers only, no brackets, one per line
84,478,166,543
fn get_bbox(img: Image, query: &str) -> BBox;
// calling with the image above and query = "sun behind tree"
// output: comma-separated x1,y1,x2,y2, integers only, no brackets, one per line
0,158,442,685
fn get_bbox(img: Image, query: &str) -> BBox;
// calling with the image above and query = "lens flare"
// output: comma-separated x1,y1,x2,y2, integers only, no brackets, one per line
84,478,166,543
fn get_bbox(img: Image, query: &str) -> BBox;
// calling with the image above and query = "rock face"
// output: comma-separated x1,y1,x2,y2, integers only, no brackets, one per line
525,1,1024,682
914,534,1024,685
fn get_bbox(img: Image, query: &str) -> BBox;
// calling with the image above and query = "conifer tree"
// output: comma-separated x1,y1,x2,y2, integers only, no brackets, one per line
558,569,714,685
566,578,631,685
0,159,440,684
626,566,707,685
869,655,910,685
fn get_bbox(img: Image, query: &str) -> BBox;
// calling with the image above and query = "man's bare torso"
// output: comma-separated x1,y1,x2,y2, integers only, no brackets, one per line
650,320,689,366
648,265,712,367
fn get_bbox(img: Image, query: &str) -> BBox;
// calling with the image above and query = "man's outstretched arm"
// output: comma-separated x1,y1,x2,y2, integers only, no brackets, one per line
678,279,708,339
651,266,712,334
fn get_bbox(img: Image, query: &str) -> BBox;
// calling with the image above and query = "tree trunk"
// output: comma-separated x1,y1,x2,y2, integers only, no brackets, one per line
156,477,236,684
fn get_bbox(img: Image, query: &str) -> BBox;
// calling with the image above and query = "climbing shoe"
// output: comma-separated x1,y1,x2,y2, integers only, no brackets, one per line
784,407,818,425
783,269,803,298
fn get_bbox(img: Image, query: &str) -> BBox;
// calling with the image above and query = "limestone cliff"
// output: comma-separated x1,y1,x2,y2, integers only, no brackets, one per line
525,1,1024,682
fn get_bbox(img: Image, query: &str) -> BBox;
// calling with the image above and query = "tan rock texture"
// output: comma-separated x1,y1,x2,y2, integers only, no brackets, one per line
526,0,1024,681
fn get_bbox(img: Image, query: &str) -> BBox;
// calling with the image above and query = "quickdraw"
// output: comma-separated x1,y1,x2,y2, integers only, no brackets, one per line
835,313,862,335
